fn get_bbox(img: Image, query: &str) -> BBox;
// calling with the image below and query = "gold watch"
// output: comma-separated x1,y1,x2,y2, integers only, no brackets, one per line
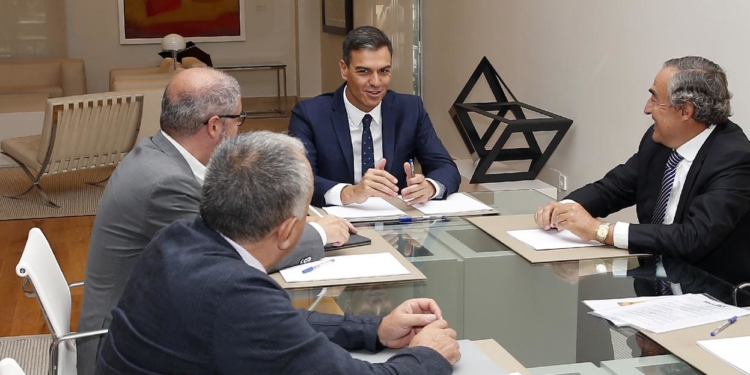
596,222,612,243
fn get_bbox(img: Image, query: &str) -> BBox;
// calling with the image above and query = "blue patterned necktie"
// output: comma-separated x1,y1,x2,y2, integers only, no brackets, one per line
651,151,684,225
651,151,682,296
361,114,375,176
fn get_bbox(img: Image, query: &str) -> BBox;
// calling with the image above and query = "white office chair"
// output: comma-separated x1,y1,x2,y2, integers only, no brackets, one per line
0,359,26,375
15,228,108,375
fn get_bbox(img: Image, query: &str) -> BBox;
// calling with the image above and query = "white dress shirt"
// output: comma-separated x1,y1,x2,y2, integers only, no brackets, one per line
612,125,716,248
162,130,206,184
161,131,327,244
324,86,443,205
221,233,266,273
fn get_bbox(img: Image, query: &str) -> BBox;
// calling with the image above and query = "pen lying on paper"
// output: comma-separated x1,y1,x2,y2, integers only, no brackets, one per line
710,316,737,336
302,259,335,274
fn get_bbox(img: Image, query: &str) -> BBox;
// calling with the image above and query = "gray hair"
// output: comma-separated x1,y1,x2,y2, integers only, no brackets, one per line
160,68,241,138
200,131,312,243
342,26,393,66
663,56,732,125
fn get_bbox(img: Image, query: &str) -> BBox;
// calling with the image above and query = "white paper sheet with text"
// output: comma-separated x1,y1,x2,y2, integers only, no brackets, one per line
279,253,410,283
323,198,406,219
507,229,602,250
410,193,494,215
698,336,750,375
591,294,750,333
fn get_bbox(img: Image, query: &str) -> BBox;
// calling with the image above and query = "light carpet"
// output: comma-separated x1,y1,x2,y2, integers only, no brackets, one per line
0,166,112,221
0,334,50,375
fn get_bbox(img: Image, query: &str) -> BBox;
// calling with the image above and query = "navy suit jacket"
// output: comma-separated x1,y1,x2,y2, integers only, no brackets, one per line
289,85,460,206
95,218,451,375
567,121,750,285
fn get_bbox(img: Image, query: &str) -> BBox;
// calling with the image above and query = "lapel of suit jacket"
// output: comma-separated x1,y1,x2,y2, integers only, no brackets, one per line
332,85,355,181
380,91,396,175
674,124,722,221
152,130,198,179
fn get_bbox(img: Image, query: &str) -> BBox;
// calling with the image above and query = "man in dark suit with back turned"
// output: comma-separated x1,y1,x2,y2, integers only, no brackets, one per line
77,68,355,375
289,26,460,207
535,56,750,285
95,131,461,375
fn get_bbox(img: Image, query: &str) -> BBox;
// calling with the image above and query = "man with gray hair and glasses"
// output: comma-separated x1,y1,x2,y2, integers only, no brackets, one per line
95,131,460,374
78,68,355,375
534,56,750,285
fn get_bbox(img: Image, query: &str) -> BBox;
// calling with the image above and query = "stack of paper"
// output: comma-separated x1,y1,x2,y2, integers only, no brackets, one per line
583,296,667,326
698,336,750,374
279,253,410,283
350,339,509,375
588,294,750,333
323,197,406,219
410,193,494,215
507,228,602,250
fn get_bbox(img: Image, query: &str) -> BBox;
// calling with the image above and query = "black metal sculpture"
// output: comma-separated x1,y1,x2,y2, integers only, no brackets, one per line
449,57,572,183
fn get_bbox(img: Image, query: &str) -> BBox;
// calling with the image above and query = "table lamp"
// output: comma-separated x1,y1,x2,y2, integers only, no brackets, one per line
161,34,186,70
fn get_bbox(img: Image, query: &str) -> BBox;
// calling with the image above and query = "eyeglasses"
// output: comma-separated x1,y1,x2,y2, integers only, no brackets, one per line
204,111,247,127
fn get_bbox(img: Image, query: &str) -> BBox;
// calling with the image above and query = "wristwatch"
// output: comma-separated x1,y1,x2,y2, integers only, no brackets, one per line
596,222,612,244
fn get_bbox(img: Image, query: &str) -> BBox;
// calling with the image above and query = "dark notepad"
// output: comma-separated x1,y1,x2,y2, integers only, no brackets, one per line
324,233,371,251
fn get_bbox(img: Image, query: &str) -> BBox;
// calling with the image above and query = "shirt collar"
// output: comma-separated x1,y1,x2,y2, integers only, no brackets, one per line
675,124,716,162
220,233,267,274
342,85,382,128
161,130,206,184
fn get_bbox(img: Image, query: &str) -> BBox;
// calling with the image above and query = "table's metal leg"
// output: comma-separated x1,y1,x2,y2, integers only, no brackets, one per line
276,69,282,115
283,67,288,114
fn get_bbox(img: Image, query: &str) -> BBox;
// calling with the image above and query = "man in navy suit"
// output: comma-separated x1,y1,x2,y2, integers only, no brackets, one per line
95,131,461,375
535,56,750,284
289,26,460,207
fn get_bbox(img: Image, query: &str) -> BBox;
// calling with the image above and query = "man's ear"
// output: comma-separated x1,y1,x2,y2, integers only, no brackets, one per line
680,102,695,120
205,116,223,140
339,59,348,81
276,216,300,251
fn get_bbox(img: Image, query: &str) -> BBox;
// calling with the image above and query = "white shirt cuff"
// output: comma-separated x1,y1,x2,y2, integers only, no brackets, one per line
613,222,629,249
425,178,444,199
324,183,349,206
559,199,576,204
307,222,327,245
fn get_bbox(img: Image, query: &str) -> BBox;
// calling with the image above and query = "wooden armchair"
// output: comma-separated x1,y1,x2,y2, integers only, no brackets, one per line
1,93,143,208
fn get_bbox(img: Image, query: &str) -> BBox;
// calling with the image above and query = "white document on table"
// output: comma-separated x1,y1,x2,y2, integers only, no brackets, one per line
698,336,750,375
507,228,602,250
350,339,509,375
591,294,750,333
279,253,410,283
410,193,494,215
583,296,667,326
322,197,406,219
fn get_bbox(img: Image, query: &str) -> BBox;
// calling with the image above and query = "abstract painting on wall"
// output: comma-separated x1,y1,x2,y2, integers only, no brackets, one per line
118,0,245,44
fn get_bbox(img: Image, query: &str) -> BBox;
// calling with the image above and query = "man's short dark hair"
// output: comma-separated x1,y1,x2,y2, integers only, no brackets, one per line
342,26,393,66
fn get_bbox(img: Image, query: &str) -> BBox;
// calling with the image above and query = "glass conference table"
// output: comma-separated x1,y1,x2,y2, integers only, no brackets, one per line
291,190,750,375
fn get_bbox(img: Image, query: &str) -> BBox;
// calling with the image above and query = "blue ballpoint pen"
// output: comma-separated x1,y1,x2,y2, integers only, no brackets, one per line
710,316,737,336
302,259,335,274
398,215,448,223
409,159,415,177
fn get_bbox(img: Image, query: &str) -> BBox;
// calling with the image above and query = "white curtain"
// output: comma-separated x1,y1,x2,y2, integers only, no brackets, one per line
353,0,419,95
0,0,67,60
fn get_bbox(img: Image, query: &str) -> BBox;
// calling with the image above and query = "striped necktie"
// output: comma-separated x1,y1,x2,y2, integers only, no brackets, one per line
361,114,375,175
651,151,684,225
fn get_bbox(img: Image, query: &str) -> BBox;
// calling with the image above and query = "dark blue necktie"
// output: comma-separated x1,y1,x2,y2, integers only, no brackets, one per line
651,151,684,225
361,114,374,175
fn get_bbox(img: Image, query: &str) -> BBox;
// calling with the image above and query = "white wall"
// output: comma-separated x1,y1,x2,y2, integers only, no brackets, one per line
65,0,298,97
423,0,750,221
